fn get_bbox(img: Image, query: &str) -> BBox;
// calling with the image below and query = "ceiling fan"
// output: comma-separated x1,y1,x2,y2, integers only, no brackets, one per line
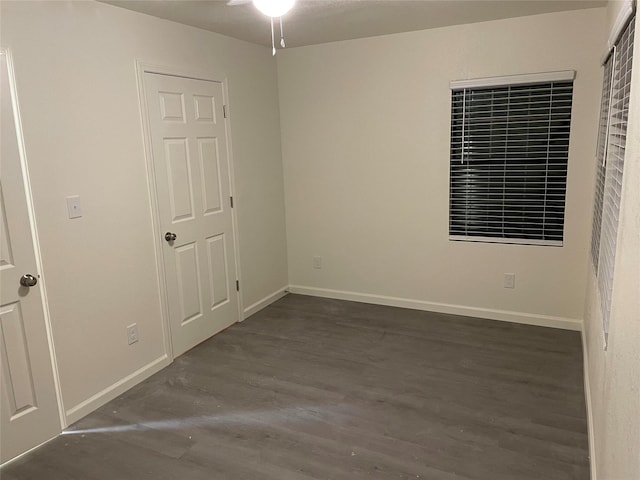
227,0,296,55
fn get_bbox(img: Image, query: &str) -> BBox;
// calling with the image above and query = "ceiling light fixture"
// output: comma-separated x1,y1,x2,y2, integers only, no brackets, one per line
253,0,295,56
253,0,295,18
227,0,295,55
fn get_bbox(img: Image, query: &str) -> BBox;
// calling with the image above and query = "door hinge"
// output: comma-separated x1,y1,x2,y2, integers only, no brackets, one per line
230,196,234,208
236,280,240,292
223,105,228,118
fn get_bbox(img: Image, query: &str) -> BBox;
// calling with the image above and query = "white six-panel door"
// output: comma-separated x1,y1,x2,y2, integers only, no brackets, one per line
0,51,61,464
144,72,239,357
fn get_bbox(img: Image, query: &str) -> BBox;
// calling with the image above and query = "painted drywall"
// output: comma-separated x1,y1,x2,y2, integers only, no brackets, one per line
583,2,640,478
0,1,288,420
277,8,605,325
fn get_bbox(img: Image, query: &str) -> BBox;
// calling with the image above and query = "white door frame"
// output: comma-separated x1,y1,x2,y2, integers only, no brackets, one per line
0,48,65,443
135,61,244,360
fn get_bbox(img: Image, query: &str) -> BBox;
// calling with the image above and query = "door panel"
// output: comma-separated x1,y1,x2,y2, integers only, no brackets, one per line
175,242,203,325
164,138,194,222
145,72,239,357
206,234,229,309
0,194,14,268
0,51,61,463
1,302,37,414
194,95,216,122
198,138,223,215
159,91,185,121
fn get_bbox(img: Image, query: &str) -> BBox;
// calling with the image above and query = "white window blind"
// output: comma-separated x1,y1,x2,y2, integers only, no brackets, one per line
449,74,574,245
593,14,635,338
590,56,614,268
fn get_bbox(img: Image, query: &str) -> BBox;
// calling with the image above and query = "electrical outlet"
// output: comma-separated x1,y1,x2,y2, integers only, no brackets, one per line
313,256,322,269
127,323,139,345
504,273,516,289
66,195,82,219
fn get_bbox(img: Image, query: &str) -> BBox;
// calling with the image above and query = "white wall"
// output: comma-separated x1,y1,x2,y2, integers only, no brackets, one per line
277,8,605,327
583,2,640,478
0,0,288,422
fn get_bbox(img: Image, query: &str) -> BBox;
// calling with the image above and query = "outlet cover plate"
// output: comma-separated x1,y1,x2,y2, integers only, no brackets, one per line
66,195,82,219
127,324,139,345
504,273,516,289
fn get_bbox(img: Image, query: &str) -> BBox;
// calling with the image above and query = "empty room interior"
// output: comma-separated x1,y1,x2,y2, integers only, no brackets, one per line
0,0,638,478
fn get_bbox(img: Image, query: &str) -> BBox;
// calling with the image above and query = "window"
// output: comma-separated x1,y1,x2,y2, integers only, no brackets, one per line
449,71,575,246
591,14,635,339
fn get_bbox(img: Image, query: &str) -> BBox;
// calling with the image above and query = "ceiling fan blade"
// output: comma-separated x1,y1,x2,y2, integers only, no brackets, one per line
226,0,252,6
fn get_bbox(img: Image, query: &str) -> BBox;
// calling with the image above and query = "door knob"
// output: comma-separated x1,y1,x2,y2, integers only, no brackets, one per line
20,274,38,287
165,232,177,242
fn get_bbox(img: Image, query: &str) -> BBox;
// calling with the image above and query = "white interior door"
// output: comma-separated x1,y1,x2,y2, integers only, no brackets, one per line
144,72,239,357
0,51,61,464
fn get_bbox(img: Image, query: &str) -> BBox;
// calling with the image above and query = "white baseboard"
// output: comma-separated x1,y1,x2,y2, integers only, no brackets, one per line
64,285,288,427
288,285,583,331
581,328,597,480
64,354,171,425
242,286,289,320
0,434,58,468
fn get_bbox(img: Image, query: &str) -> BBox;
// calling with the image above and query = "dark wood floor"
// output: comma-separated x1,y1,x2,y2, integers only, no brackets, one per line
3,294,589,479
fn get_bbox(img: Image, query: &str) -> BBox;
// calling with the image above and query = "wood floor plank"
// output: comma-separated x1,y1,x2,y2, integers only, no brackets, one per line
1,294,589,479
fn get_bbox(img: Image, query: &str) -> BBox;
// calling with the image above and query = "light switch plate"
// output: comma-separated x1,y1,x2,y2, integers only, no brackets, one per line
66,195,82,219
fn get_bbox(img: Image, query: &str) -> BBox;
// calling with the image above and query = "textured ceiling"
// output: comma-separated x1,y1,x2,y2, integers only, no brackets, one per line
102,0,606,48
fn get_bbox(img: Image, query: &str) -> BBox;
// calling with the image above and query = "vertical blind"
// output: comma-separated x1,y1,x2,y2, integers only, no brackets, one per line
449,77,574,245
593,14,635,337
